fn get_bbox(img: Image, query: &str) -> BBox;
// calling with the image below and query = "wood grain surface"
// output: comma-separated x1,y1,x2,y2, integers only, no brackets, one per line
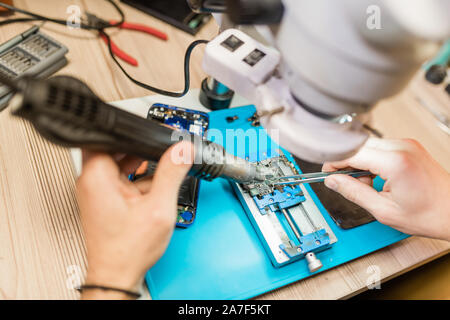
0,0,448,300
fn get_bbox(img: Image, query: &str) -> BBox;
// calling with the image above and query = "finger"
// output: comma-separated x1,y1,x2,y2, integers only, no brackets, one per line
135,161,149,176
113,153,127,162
118,156,144,175
322,147,399,178
323,138,421,174
82,152,119,177
358,176,373,186
364,137,405,151
322,162,348,172
144,141,193,207
322,137,407,172
322,147,382,173
365,137,422,152
82,149,101,166
79,152,144,200
134,175,154,194
78,152,121,195
322,161,374,186
324,174,392,218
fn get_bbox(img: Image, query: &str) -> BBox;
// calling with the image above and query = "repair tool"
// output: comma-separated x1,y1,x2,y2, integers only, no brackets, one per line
3,75,271,184
84,13,168,66
0,26,68,111
273,170,373,186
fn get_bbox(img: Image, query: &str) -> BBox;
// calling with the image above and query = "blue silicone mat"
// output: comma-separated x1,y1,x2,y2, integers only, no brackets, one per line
145,105,409,300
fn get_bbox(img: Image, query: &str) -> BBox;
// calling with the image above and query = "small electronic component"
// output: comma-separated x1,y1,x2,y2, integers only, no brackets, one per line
233,153,337,271
225,115,239,123
0,26,68,110
131,103,209,228
247,111,260,127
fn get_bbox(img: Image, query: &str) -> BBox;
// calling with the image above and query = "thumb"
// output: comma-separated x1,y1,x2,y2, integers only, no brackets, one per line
324,174,391,218
145,141,194,205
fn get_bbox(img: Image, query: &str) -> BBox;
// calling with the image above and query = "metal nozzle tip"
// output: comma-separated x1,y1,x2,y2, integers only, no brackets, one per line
254,165,276,181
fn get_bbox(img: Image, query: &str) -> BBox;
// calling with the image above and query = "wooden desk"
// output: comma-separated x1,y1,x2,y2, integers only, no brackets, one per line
0,1,448,300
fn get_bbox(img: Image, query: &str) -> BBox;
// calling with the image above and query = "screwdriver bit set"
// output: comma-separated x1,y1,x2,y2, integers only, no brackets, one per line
0,26,68,110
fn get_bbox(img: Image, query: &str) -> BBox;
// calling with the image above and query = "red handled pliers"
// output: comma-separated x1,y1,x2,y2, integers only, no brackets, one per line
86,13,168,66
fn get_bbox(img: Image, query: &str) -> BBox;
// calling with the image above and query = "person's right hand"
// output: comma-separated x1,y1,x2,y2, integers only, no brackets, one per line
322,138,450,241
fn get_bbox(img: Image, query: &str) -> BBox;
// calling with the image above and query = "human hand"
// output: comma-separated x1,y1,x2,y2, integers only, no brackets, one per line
322,138,450,241
76,142,193,299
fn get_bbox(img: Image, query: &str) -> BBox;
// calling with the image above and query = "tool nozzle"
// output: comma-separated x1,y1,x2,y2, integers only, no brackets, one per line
189,140,275,184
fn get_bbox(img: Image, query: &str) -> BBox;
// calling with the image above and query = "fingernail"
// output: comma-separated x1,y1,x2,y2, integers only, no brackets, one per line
324,178,338,191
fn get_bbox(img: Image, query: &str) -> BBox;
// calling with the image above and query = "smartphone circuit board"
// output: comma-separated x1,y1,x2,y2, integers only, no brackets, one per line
147,103,208,136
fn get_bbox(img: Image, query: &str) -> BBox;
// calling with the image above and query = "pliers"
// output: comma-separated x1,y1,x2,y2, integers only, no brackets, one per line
85,13,168,66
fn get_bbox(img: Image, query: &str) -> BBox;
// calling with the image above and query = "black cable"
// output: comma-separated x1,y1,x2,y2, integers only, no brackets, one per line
0,0,125,30
101,31,208,97
0,3,67,26
0,18,41,27
0,1,209,98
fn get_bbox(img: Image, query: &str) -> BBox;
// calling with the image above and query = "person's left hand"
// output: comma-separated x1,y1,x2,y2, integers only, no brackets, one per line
76,142,193,299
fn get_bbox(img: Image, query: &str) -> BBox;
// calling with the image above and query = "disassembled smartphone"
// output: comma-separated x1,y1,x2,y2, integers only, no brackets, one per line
232,152,338,271
130,103,209,228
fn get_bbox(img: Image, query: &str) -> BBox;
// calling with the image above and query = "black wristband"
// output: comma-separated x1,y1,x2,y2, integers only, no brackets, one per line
77,284,141,299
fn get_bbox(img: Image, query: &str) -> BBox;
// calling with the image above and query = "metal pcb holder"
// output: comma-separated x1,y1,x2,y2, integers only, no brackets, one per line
233,154,337,271
0,26,68,111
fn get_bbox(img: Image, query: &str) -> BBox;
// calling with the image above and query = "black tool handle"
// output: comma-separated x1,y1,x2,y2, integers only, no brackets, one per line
10,76,228,181
14,77,177,156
